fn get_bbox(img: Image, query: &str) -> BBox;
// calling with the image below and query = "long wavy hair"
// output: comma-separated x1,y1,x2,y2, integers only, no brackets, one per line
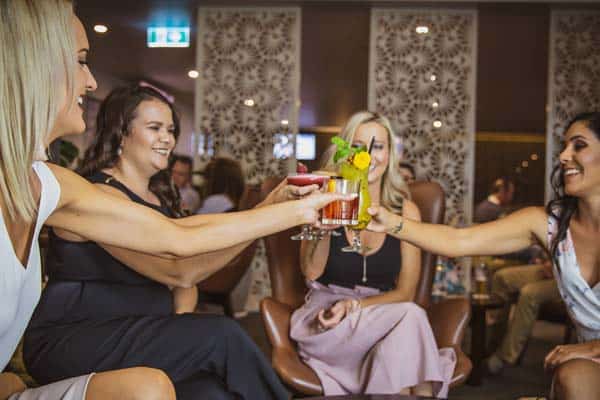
78,85,185,217
321,111,410,214
201,157,245,209
546,112,600,265
0,0,75,221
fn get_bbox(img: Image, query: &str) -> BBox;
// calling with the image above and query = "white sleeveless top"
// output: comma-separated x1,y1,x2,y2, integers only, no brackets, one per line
549,215,600,342
0,162,60,370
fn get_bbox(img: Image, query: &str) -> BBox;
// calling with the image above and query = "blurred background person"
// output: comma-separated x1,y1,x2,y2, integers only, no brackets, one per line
474,176,515,223
170,154,200,213
197,157,245,214
398,161,416,184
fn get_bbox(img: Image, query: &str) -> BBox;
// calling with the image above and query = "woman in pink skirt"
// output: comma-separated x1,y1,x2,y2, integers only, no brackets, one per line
291,111,456,398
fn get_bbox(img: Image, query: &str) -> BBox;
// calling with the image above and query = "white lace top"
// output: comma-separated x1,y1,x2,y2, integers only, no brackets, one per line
0,162,60,369
549,215,600,342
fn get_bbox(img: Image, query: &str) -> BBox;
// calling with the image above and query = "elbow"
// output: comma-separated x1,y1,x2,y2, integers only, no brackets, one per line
167,262,195,288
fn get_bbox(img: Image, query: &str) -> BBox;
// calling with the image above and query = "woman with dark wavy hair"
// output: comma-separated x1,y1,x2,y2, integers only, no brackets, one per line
22,84,303,400
366,112,600,400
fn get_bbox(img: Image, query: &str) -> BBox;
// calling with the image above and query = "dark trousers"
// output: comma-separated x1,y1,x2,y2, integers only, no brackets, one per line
24,313,289,400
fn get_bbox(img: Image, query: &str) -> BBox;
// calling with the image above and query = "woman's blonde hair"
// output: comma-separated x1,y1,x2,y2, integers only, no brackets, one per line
320,111,410,214
0,0,75,221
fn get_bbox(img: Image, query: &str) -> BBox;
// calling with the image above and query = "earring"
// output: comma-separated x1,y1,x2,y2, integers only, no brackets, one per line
117,146,122,156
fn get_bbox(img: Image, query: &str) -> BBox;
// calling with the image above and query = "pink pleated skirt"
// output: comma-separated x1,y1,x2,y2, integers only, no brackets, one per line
290,281,456,398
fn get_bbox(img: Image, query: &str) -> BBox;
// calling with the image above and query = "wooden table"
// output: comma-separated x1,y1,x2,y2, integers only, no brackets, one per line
467,294,505,385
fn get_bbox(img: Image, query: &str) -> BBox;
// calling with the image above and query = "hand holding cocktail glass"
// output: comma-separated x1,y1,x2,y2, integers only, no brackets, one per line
288,163,331,240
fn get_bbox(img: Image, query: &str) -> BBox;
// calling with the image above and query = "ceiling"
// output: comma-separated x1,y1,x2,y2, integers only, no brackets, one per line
76,0,600,109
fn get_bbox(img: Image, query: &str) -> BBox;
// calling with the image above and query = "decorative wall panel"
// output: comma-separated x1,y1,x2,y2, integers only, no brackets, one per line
196,7,301,311
369,9,477,226
546,10,600,201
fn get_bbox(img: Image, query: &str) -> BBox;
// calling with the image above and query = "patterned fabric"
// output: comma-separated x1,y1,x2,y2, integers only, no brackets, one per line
369,9,477,226
546,11,600,201
196,8,301,310
548,215,600,342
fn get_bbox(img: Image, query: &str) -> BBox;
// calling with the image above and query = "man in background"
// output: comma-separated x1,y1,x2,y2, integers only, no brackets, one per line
474,177,515,223
171,154,201,213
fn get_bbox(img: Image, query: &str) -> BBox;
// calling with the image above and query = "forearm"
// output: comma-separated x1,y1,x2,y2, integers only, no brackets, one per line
300,236,330,280
173,285,198,314
0,373,26,400
360,288,414,308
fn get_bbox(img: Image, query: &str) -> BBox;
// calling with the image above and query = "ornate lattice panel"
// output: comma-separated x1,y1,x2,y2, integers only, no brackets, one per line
196,7,301,311
546,11,600,201
195,7,301,183
369,9,477,226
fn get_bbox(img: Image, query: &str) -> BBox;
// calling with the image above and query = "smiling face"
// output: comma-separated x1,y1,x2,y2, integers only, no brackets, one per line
351,121,390,185
120,99,176,175
559,121,600,198
50,16,97,142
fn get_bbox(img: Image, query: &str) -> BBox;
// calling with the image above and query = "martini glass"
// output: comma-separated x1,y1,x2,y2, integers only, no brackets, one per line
287,173,329,240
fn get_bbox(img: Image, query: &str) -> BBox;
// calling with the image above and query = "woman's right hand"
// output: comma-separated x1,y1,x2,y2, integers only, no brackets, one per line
366,205,399,233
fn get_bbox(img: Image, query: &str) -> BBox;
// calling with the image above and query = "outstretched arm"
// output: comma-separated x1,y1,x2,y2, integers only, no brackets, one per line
366,204,548,258
46,163,343,258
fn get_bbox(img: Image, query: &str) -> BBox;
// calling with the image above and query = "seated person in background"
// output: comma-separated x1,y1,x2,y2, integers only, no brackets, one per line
486,252,562,374
366,112,600,400
23,85,307,400
291,111,456,398
398,161,416,184
197,157,245,214
170,154,201,213
474,177,515,223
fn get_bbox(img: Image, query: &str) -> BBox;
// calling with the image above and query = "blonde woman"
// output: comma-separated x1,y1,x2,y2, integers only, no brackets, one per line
290,111,456,398
0,1,345,399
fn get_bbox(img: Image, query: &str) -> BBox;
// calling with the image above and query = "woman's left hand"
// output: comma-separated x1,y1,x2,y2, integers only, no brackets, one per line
544,342,600,372
317,299,359,330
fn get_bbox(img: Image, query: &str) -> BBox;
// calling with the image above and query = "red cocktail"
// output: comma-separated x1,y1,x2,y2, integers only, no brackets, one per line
287,174,328,188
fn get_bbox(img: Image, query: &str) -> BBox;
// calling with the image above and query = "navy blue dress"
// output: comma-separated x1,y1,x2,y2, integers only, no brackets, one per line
24,172,289,400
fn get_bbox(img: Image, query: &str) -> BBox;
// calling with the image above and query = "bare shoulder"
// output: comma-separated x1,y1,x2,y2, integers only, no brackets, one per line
44,163,93,204
402,199,421,221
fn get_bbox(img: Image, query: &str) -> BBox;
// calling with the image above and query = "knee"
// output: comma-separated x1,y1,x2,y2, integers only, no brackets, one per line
402,302,428,321
552,359,596,400
128,368,176,400
519,284,542,306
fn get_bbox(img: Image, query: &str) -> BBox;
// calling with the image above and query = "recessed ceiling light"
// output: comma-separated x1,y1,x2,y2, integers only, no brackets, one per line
430,74,437,82
531,153,539,161
433,120,442,129
94,25,108,34
188,70,199,79
244,99,255,107
522,160,529,168
432,101,439,108
281,120,289,126
416,26,429,34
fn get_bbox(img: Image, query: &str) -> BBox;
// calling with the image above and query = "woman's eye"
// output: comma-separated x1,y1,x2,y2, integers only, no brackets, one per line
574,141,587,151
373,144,385,151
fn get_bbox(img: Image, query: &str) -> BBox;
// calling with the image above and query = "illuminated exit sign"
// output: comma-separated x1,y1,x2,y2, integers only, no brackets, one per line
147,27,190,48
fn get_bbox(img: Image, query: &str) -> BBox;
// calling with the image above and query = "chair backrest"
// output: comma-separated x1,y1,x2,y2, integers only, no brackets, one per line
197,184,261,294
261,178,445,309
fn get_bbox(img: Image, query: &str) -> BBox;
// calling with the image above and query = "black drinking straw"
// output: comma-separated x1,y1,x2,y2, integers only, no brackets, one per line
367,136,375,154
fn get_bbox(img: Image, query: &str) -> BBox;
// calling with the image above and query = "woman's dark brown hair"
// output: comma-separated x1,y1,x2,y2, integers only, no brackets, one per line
201,157,245,211
546,112,600,268
78,84,185,217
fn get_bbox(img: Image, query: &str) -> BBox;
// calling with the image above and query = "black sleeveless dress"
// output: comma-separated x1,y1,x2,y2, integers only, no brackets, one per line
317,228,402,291
24,172,289,400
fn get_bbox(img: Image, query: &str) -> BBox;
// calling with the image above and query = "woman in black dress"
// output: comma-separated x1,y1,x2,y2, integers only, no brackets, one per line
24,85,294,400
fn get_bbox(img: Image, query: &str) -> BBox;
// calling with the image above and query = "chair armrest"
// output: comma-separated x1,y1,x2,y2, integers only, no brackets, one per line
260,297,322,395
428,297,471,348
260,297,295,349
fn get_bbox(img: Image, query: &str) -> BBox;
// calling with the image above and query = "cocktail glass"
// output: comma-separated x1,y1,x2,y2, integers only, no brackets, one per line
339,163,371,253
287,174,329,241
321,177,360,226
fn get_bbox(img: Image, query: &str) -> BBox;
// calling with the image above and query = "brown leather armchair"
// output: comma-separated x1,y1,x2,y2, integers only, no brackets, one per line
197,185,261,316
259,178,472,395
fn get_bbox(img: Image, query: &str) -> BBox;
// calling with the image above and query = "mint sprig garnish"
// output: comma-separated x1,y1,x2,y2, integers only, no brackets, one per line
331,136,367,163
